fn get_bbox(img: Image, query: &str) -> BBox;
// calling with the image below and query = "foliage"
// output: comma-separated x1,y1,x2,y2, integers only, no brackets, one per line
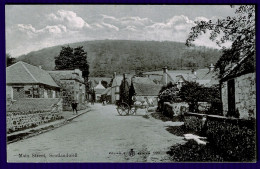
101,80,108,88
17,40,221,76
6,53,16,67
206,118,256,162
186,5,255,78
179,82,221,113
55,45,89,81
159,82,181,103
73,46,89,80
119,78,133,106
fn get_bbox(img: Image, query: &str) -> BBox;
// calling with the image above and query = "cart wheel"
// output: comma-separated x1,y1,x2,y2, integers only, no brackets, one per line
128,106,136,115
117,102,129,116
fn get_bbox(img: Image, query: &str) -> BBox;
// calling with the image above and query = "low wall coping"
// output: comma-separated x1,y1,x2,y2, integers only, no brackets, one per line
164,102,187,106
184,112,206,117
184,112,255,129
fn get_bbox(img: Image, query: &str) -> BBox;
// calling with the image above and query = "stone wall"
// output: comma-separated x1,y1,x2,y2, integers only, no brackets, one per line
221,81,228,115
162,102,189,119
198,102,211,113
60,80,86,111
184,112,256,161
222,72,256,119
7,99,63,133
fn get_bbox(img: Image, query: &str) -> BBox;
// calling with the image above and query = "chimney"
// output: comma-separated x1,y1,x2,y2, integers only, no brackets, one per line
191,69,197,76
123,73,126,81
73,69,81,77
209,63,214,72
162,66,168,85
162,66,168,73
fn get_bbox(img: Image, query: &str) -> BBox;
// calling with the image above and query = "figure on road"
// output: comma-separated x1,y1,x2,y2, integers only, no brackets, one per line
71,100,78,114
91,92,95,105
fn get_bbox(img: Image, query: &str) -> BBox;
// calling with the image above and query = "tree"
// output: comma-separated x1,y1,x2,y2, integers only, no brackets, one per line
179,81,202,112
55,45,89,92
55,45,89,80
157,82,181,112
73,46,89,82
186,5,255,77
6,53,16,67
179,82,222,114
101,80,108,88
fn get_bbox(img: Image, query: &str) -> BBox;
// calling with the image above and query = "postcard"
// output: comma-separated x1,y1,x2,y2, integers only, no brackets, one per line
5,4,256,163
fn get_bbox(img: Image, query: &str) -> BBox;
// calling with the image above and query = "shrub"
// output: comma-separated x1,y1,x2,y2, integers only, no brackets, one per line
179,82,222,114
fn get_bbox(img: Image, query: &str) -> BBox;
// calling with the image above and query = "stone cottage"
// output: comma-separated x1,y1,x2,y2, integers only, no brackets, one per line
48,69,86,110
220,55,256,119
6,61,60,103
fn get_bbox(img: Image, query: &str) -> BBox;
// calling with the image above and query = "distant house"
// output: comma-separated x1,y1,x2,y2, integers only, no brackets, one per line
144,64,219,88
48,69,86,110
101,87,112,103
88,77,112,89
6,61,60,103
93,81,106,101
119,74,162,106
220,55,256,119
194,64,219,87
130,82,162,106
88,77,112,102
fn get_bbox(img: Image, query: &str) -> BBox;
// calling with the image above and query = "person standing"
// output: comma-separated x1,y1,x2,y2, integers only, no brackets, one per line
71,100,78,114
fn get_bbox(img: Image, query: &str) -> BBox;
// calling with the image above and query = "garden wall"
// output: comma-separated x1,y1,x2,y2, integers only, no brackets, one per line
162,102,189,119
184,112,256,161
7,98,63,133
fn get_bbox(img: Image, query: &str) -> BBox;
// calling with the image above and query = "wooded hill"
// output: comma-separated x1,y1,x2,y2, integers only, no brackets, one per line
17,40,221,77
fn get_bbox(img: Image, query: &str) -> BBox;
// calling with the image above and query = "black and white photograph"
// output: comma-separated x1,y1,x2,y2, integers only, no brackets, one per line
5,4,256,162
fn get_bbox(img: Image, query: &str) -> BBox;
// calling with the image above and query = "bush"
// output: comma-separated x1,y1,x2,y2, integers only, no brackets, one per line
158,82,181,111
179,82,222,114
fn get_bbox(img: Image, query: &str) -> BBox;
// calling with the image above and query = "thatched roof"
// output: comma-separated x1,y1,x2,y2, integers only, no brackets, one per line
133,83,162,96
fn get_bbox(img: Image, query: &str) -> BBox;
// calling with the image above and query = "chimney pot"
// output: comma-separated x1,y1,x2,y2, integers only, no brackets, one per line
209,63,214,72
162,66,168,85
162,66,168,73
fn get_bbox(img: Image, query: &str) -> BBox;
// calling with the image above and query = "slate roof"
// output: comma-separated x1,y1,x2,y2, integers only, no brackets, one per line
88,77,112,88
221,55,255,81
132,77,155,84
94,88,106,94
146,74,163,84
133,83,162,96
101,87,112,95
112,76,123,87
94,81,106,89
7,98,61,112
48,70,85,84
144,68,219,86
6,61,59,88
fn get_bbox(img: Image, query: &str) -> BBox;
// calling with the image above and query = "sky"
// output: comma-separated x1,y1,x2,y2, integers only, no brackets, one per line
5,5,236,57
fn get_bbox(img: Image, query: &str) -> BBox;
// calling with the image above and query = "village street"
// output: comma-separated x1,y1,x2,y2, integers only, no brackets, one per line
7,103,185,162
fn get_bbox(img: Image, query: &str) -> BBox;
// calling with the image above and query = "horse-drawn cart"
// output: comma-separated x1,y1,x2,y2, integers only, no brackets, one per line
116,97,156,116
